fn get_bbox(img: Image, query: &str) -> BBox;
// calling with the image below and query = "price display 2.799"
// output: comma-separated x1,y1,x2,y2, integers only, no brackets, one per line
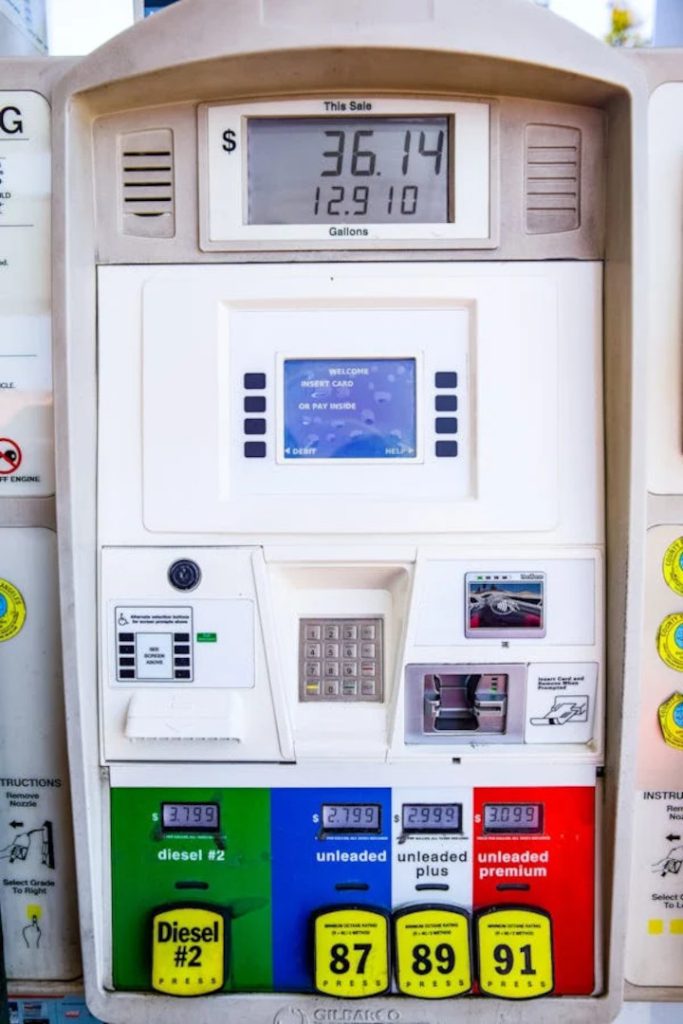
247,116,450,226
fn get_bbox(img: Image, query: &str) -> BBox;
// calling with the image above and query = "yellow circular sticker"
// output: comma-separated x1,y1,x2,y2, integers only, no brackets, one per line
0,578,26,642
657,614,683,671
394,905,472,998
658,693,683,750
663,538,683,595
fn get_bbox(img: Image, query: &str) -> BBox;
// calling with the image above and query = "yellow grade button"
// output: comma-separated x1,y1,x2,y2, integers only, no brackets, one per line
476,906,554,1000
663,538,683,595
657,614,683,671
151,904,226,996
313,905,390,998
394,905,472,998
0,578,26,643
658,692,683,750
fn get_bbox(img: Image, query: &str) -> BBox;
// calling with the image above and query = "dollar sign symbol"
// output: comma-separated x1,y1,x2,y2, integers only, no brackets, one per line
222,129,237,153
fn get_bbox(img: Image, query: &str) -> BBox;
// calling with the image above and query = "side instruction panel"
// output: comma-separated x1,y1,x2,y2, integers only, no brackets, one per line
0,91,53,495
0,528,80,979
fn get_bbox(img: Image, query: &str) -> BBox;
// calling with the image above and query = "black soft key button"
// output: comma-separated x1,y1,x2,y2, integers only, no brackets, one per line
244,373,266,389
435,371,458,388
244,418,267,435
436,441,458,457
435,394,457,411
435,417,458,434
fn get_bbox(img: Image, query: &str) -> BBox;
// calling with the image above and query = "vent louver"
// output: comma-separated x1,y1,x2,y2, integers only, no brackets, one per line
525,124,580,235
120,128,174,238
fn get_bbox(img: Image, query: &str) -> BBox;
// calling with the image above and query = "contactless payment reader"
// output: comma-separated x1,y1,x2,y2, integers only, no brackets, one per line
53,1,647,1021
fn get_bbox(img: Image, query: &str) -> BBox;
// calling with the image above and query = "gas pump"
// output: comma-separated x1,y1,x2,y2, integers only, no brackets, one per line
50,0,646,1021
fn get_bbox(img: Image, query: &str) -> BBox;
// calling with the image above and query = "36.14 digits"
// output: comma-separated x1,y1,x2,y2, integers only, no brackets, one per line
312,126,446,220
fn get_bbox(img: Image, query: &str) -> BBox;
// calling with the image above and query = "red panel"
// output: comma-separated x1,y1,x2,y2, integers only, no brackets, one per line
473,786,595,995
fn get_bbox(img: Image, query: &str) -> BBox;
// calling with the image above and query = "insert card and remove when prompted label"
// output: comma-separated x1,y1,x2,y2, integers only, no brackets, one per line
394,905,472,997
151,905,227,996
313,906,390,997
475,906,554,999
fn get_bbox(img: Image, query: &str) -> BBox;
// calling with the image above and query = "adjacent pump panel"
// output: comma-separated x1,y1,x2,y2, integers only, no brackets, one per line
0,91,53,495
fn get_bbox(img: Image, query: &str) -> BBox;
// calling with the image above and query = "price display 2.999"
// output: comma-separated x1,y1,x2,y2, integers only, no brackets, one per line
247,116,450,225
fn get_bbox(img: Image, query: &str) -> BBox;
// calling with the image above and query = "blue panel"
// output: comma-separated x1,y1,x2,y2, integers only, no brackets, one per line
283,359,416,460
271,787,392,991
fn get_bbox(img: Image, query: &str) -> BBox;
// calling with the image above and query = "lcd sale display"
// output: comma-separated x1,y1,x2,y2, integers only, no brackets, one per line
483,803,544,835
248,116,449,224
465,571,546,638
321,804,382,833
161,803,220,832
283,358,417,460
402,803,462,834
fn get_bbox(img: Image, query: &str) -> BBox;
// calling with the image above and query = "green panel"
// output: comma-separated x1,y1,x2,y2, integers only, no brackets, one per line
111,787,272,992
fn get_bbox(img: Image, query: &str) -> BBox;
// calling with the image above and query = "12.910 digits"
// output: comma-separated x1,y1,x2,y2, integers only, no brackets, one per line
312,127,445,219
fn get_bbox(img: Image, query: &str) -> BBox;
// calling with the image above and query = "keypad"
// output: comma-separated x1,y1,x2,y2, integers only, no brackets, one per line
299,617,384,702
243,372,267,457
434,370,459,457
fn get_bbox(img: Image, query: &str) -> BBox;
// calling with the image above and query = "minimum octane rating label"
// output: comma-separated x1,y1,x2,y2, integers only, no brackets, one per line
394,906,472,998
313,906,390,998
476,906,554,999
151,905,226,996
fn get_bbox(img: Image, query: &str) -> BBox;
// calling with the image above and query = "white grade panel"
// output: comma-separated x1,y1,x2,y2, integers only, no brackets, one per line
392,786,473,908
0,91,53,495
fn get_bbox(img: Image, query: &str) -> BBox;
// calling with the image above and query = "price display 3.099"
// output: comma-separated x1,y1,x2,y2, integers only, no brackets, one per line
247,117,450,225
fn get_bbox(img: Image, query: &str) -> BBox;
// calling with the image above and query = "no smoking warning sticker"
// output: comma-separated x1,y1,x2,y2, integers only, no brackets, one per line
0,437,22,475
0,578,26,642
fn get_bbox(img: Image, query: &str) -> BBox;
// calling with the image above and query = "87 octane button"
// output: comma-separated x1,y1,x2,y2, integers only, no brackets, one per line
394,905,472,998
313,905,390,997
151,904,227,996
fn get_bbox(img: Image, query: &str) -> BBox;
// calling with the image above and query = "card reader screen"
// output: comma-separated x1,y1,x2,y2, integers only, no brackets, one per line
161,803,220,832
248,116,449,224
402,803,462,833
465,572,545,638
483,803,543,835
284,358,417,460
321,803,381,833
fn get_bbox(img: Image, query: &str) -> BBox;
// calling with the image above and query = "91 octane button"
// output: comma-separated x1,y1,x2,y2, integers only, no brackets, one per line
151,905,227,996
475,906,553,999
313,905,390,998
394,905,472,998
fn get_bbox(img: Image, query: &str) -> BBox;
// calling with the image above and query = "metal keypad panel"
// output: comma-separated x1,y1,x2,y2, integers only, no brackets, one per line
299,617,384,702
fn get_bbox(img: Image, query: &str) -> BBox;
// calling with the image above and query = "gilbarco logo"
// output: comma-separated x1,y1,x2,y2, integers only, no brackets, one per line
273,1010,405,1024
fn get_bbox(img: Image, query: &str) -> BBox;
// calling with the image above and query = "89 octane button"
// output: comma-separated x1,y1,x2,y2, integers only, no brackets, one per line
313,905,390,998
394,905,472,998
475,906,554,999
151,904,227,996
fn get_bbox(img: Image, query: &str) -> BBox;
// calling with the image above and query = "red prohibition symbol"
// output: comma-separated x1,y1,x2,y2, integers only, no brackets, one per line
0,438,22,475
